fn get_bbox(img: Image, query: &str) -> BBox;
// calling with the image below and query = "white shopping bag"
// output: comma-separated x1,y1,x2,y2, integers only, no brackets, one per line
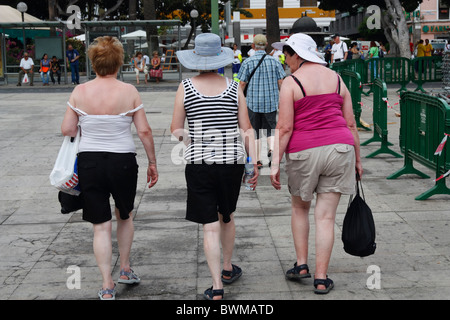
49,127,81,196
22,73,29,84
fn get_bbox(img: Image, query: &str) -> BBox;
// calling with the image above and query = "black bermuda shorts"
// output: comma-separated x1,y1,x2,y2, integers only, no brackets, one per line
77,152,138,224
185,163,244,224
247,108,277,139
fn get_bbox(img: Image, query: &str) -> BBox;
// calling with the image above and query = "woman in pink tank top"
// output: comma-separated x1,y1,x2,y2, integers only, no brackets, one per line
270,33,363,294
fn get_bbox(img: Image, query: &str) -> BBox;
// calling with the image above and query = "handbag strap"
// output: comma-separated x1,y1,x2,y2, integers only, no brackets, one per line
244,54,267,95
348,173,365,206
356,172,365,199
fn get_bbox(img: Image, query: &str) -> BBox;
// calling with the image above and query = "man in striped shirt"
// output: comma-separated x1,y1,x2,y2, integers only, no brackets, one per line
238,34,286,167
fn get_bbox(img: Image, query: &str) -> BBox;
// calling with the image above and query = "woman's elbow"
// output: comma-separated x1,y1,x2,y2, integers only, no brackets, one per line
138,126,153,139
61,125,77,137
278,123,293,137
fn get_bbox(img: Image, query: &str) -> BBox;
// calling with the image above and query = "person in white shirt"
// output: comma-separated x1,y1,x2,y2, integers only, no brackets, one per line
143,54,150,84
331,34,348,63
17,53,34,86
247,43,256,57
232,43,242,79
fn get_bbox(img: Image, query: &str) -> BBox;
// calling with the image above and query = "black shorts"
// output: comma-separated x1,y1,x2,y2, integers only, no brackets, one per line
77,152,138,224
185,163,244,224
247,108,277,139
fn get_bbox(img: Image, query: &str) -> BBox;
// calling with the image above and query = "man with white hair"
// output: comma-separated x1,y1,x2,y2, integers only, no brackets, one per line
238,34,286,168
331,34,348,63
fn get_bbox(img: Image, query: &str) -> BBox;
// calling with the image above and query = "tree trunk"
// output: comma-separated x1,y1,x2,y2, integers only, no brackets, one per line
382,0,411,58
127,0,137,57
99,0,125,20
183,26,195,50
48,0,56,36
265,0,280,54
143,0,159,54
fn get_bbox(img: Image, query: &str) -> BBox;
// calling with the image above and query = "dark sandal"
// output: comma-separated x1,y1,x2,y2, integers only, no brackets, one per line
267,150,273,167
285,262,311,280
221,264,242,284
203,286,224,300
314,277,334,294
257,161,263,168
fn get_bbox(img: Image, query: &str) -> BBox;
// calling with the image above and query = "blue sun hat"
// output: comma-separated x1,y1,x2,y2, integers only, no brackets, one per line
176,33,234,70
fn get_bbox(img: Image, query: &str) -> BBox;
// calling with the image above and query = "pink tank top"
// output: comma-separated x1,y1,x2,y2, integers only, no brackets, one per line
286,74,354,154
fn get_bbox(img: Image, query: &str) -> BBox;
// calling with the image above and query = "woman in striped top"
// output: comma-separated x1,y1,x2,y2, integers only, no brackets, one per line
171,33,258,300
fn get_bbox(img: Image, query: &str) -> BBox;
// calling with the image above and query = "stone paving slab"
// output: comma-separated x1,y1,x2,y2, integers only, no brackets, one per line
0,79,450,302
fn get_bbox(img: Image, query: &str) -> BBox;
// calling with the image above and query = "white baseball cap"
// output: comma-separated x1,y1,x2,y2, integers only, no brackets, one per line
272,33,326,66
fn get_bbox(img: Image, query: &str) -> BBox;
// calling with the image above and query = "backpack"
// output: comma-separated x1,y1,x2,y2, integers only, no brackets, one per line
342,179,376,257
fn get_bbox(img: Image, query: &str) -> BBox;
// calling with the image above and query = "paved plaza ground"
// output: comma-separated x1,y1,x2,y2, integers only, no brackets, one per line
0,71,450,303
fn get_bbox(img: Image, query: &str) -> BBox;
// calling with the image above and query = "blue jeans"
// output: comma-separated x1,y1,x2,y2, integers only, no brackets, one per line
232,63,240,74
70,63,80,83
40,71,50,84
370,57,379,78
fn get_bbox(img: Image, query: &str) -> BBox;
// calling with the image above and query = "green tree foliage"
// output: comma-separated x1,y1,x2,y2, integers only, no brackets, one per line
318,0,423,57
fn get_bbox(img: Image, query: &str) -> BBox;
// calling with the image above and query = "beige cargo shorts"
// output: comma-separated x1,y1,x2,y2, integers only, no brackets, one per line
285,144,356,201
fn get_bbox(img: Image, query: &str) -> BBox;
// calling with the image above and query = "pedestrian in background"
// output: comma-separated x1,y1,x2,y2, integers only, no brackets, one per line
232,43,242,81
247,43,256,57
150,51,163,83
61,36,158,300
331,34,348,63
50,56,61,85
424,39,433,57
66,44,80,85
238,34,286,168
172,33,258,300
415,39,426,74
350,42,362,60
270,33,362,294
17,52,34,86
368,41,379,78
143,52,150,84
134,51,144,84
323,39,333,66
40,53,51,86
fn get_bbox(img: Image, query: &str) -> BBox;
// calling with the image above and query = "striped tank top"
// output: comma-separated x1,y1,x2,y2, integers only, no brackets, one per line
183,77,245,164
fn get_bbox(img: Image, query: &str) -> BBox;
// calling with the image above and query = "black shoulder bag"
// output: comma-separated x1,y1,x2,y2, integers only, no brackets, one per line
243,54,266,97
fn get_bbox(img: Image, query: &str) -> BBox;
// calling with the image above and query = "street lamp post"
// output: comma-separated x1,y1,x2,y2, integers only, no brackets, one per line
190,9,199,39
17,2,28,51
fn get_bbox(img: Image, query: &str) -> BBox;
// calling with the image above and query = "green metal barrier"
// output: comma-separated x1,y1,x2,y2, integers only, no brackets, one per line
330,60,348,74
360,78,402,158
387,91,450,200
410,56,443,93
331,59,367,83
364,57,411,94
340,69,371,131
379,57,411,93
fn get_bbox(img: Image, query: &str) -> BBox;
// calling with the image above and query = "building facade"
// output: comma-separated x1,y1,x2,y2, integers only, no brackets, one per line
330,1,450,44
416,0,450,41
235,0,335,42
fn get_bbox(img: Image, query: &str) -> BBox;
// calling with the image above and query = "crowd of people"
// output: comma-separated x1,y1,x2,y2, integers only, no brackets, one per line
323,34,389,66
131,50,163,84
59,31,363,301
16,44,164,87
28,32,447,300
